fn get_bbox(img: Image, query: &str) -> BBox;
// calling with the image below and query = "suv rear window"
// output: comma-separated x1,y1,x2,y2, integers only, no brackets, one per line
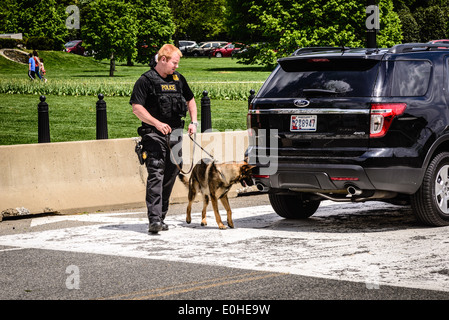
388,60,431,96
258,58,381,98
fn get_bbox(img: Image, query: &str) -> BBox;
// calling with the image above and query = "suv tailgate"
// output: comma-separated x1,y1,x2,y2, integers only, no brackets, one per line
249,54,383,160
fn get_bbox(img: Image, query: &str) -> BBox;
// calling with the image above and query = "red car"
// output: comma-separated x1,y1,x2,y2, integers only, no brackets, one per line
428,39,449,44
64,40,85,55
210,42,242,57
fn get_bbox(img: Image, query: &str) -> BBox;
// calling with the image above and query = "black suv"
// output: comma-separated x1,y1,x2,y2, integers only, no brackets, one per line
247,43,449,227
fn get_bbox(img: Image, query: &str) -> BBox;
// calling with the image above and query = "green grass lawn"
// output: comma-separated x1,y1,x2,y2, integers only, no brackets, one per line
0,51,271,145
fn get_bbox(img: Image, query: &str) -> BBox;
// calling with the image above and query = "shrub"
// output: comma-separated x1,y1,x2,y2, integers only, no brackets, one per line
26,37,55,50
0,38,23,49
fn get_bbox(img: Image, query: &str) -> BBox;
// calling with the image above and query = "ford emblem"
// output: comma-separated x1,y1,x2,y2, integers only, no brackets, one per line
294,99,310,107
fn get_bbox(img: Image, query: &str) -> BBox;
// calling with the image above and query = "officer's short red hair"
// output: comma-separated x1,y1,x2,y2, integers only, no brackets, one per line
158,44,182,61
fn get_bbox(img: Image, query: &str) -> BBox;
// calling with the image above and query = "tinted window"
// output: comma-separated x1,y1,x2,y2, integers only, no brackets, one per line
390,60,431,96
258,58,381,98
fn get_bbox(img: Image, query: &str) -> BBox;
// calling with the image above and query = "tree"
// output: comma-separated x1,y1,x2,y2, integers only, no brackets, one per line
397,6,420,43
81,0,138,77
0,0,19,34
394,0,449,42
414,5,449,41
170,0,228,42
1,0,68,50
236,0,402,68
225,0,266,43
131,0,175,65
377,0,403,47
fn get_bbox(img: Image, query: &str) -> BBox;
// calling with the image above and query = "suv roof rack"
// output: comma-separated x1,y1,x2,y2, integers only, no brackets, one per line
293,46,351,56
389,43,449,54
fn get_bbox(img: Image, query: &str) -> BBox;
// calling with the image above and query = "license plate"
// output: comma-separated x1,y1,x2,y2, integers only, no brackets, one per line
290,115,317,132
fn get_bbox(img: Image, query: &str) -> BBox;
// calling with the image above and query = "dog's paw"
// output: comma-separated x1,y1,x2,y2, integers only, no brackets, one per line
218,224,227,230
201,221,207,226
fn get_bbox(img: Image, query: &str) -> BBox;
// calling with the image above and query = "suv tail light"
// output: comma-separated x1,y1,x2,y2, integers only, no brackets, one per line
370,103,406,138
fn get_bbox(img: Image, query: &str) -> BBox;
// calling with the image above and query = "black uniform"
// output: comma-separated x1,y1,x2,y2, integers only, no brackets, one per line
130,68,194,229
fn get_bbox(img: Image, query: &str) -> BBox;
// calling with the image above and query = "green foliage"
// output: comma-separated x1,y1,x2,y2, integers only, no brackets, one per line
132,0,175,65
397,6,420,43
16,0,68,50
27,37,55,50
81,0,139,76
4,0,449,70
414,5,449,41
395,0,449,42
0,78,262,101
0,38,23,49
237,0,402,68
225,0,263,43
171,0,228,40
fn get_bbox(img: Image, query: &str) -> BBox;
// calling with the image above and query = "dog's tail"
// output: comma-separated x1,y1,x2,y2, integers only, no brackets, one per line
178,173,189,188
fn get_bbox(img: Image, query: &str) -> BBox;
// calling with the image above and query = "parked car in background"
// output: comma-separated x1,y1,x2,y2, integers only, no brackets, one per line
178,40,197,54
64,40,85,55
428,39,449,44
210,42,243,57
187,41,227,57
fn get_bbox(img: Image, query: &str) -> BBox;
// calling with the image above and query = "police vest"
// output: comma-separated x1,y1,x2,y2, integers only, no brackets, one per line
142,69,187,122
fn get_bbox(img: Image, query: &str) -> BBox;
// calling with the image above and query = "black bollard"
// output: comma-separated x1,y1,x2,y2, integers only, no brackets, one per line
201,90,212,132
38,95,50,143
248,89,255,109
96,93,108,139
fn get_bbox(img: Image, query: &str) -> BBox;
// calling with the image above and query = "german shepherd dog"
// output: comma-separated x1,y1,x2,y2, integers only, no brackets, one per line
178,158,254,229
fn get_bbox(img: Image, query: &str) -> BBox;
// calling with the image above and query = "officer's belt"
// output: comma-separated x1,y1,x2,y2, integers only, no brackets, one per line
138,122,184,137
138,125,157,137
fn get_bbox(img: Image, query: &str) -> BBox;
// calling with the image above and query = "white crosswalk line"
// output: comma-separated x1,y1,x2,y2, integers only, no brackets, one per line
1,203,449,292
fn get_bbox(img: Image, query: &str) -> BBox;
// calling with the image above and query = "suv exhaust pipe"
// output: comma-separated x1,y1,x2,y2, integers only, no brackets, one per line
316,188,397,202
256,183,269,192
347,186,362,196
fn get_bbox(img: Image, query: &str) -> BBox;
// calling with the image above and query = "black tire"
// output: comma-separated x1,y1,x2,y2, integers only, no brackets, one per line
215,52,222,58
269,193,320,219
411,151,449,226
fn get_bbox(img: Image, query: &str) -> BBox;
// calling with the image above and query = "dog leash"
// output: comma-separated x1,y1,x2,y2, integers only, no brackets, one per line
165,133,196,175
187,134,217,161
166,133,221,175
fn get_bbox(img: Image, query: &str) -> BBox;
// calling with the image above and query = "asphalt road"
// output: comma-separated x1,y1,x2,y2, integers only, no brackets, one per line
1,193,448,314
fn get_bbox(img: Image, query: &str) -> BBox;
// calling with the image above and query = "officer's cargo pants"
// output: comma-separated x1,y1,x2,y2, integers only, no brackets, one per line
142,132,182,224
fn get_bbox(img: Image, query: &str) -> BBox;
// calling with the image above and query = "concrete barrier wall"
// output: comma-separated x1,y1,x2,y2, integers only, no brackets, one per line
0,131,249,218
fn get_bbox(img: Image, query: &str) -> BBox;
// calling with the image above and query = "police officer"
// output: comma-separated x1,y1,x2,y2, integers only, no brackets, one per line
130,44,198,234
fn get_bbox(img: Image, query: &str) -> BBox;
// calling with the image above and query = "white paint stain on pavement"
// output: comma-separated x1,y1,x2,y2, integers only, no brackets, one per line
1,201,449,293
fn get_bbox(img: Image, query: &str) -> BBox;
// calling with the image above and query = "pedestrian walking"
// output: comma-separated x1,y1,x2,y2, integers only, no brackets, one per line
28,53,35,80
33,51,43,81
40,58,47,83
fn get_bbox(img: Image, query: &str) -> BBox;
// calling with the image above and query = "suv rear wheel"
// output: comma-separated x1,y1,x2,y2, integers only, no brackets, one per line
269,193,321,219
411,152,449,226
